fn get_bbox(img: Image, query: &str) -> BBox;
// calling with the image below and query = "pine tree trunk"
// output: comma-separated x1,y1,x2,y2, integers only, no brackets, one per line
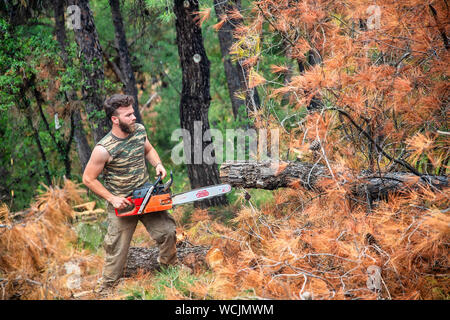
20,95,52,186
281,39,294,104
68,0,109,144
213,0,244,119
108,0,143,124
174,0,227,208
213,0,260,119
54,0,91,172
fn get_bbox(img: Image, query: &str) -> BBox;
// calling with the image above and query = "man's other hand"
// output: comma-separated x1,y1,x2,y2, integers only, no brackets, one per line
155,163,167,179
109,195,132,209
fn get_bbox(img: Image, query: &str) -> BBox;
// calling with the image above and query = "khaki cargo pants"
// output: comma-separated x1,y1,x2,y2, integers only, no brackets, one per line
101,203,177,286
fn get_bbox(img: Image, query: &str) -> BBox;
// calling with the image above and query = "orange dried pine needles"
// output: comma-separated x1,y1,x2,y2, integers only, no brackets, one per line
0,180,103,299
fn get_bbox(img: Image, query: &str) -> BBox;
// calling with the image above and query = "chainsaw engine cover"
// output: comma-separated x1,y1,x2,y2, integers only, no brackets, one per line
132,182,171,198
115,182,173,217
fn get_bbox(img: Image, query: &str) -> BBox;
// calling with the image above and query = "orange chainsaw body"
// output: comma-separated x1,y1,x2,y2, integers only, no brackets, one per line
114,172,232,218
115,193,173,217
115,173,174,217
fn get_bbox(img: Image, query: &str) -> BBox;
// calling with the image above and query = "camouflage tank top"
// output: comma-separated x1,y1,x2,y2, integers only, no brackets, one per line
97,123,150,198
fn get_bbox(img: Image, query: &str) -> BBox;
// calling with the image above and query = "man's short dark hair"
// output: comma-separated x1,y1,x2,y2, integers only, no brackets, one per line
104,94,135,119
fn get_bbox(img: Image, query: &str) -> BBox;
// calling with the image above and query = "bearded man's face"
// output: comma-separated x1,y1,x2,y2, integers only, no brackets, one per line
119,118,135,134
114,105,136,134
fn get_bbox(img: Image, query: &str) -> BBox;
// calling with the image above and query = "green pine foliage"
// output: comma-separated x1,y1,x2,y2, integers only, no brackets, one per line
0,19,73,210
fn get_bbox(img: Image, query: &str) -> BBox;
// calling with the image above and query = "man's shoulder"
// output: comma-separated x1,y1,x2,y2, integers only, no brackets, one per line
135,122,145,131
134,123,147,136
97,131,113,147
91,144,111,163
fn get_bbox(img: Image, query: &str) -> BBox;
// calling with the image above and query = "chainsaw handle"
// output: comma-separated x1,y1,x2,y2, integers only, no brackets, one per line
154,173,162,185
162,171,173,192
114,196,135,217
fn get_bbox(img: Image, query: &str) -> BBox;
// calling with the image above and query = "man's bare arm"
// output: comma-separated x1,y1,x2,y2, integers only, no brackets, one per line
144,136,167,179
82,145,131,209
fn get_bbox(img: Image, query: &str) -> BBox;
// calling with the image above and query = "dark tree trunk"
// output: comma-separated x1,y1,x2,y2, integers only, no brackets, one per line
108,0,143,124
33,85,74,179
0,144,10,203
297,49,323,112
214,0,244,119
54,0,92,172
26,113,52,187
68,0,109,144
174,0,227,208
71,110,92,172
281,40,295,104
54,0,68,60
19,95,52,187
213,0,260,119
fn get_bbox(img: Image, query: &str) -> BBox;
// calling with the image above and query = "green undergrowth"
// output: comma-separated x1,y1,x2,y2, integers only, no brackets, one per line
75,221,108,252
178,187,275,226
120,266,213,300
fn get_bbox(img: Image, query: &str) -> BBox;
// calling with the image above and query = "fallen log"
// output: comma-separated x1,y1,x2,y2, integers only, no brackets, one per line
124,241,210,276
219,160,448,200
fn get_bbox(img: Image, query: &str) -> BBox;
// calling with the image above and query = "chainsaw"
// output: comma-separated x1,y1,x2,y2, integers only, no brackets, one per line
115,171,232,217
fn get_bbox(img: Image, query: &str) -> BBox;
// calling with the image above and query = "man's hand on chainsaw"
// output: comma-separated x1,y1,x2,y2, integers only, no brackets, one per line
155,163,167,179
109,195,132,209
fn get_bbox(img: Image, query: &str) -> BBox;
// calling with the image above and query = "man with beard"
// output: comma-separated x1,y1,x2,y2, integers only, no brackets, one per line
83,94,179,294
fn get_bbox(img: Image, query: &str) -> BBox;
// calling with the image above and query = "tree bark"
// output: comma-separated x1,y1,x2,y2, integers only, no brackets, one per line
213,0,260,120
219,160,448,201
0,137,10,203
108,0,143,124
68,0,110,144
54,0,92,172
33,85,74,179
20,95,52,187
173,0,227,208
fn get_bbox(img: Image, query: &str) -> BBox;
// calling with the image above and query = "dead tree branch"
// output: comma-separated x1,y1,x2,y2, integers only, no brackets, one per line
219,160,448,200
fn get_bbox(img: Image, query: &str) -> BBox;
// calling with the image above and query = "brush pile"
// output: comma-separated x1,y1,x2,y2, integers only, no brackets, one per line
194,184,449,300
0,180,103,299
